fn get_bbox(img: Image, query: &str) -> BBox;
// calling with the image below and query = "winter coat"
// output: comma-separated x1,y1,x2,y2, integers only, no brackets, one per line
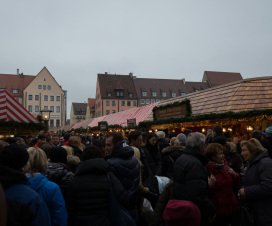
69,145,83,159
46,162,74,204
173,147,215,222
0,166,51,226
27,173,67,226
157,139,170,153
107,141,140,206
68,158,128,226
206,161,239,216
244,151,272,226
143,143,162,176
161,146,184,179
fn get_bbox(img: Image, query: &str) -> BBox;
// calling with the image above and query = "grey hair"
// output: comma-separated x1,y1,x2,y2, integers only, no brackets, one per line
186,132,205,148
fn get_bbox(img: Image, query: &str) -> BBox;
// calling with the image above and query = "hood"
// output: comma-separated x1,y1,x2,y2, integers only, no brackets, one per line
113,141,134,159
0,166,27,189
250,151,269,166
26,174,47,191
162,146,184,154
75,158,109,176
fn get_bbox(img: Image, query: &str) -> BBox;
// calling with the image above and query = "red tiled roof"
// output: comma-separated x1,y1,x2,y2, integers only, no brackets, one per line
0,74,35,97
203,71,243,87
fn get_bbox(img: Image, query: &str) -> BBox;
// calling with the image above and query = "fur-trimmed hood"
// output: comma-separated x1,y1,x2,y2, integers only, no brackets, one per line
162,145,184,154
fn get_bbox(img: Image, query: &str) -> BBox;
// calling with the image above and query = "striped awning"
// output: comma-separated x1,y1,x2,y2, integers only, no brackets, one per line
0,90,39,123
88,102,159,128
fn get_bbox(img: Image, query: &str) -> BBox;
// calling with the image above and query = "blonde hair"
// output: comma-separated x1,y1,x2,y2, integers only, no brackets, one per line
131,146,143,167
240,138,266,157
62,145,74,156
68,136,81,148
27,147,48,174
170,137,180,147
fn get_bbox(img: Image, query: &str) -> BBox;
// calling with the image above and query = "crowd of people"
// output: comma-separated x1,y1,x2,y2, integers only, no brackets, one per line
1,125,272,226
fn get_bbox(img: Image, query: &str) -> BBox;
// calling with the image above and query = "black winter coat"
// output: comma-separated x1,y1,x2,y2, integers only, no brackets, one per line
173,148,215,222
46,162,74,204
143,143,162,176
107,141,140,206
161,146,184,179
68,158,128,226
244,151,272,226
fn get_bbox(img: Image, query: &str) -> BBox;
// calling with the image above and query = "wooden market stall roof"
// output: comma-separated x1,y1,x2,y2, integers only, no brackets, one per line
145,76,272,121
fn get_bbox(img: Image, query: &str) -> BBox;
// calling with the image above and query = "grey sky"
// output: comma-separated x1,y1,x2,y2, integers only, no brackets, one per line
1,1,272,118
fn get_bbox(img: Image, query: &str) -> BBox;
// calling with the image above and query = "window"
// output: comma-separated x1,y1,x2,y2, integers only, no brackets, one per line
142,91,147,97
44,106,48,110
106,110,110,115
38,85,42,89
121,101,125,106
129,93,133,97
50,106,54,112
35,106,39,112
180,92,186,96
116,90,124,97
0,88,5,91
146,99,150,104
112,110,116,114
151,99,155,104
15,97,20,102
152,91,157,97
50,96,54,101
28,105,32,112
56,119,60,127
28,95,33,100
43,85,46,90
44,95,48,101
50,119,54,127
107,92,111,97
44,78,46,81
162,92,166,97
133,101,137,106
56,96,60,101
106,101,110,106
12,89,19,94
47,85,51,90
172,92,176,97
112,101,116,106
156,99,160,102
141,99,145,104
56,106,60,112
195,89,199,92
127,101,131,106
35,95,39,101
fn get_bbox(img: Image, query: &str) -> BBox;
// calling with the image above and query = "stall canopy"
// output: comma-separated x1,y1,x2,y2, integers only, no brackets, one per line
0,90,38,123
88,102,159,128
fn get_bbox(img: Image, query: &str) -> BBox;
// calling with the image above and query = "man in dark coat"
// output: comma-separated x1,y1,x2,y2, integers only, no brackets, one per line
0,144,51,226
106,132,140,222
173,132,216,225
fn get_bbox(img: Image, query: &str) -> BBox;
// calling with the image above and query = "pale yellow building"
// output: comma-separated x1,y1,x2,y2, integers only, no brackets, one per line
23,67,66,128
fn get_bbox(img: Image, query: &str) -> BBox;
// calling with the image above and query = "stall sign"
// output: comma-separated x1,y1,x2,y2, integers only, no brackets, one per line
127,118,136,127
154,103,187,119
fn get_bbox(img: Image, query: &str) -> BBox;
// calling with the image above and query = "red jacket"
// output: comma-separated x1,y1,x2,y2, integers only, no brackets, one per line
206,160,239,216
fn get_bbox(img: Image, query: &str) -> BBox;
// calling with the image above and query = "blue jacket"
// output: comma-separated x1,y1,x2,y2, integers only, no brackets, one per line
244,151,272,225
107,141,140,205
27,173,68,226
0,166,51,226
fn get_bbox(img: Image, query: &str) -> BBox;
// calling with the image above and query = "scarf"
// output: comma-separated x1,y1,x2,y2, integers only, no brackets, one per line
211,161,224,169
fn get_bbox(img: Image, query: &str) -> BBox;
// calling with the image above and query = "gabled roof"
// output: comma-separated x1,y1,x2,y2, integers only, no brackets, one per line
0,90,38,123
97,73,137,99
203,71,243,87
134,78,188,98
145,76,272,121
0,73,35,97
185,81,211,93
72,103,87,115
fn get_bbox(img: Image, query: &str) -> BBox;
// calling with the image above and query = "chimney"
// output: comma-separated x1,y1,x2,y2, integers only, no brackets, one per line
17,69,19,75
181,78,185,84
129,72,133,78
105,72,108,75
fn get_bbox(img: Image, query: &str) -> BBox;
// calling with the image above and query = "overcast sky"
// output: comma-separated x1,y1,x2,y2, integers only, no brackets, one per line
1,1,271,118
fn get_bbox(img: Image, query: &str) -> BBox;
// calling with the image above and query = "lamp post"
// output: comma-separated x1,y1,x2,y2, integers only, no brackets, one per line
40,109,52,133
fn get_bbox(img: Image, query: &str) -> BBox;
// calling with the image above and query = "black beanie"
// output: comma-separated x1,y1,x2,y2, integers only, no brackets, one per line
50,146,67,164
0,144,29,170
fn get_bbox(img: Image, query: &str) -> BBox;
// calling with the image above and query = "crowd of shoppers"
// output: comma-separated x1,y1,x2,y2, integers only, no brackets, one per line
1,125,272,225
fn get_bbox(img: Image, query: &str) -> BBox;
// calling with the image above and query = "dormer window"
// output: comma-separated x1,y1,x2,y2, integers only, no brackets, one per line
142,91,147,97
107,92,111,97
180,92,185,96
172,92,176,97
152,91,157,97
162,91,166,97
129,93,133,97
116,90,124,97
12,89,19,94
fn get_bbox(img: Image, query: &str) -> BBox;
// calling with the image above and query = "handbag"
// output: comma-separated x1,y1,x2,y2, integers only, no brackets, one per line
240,202,255,226
107,173,136,226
